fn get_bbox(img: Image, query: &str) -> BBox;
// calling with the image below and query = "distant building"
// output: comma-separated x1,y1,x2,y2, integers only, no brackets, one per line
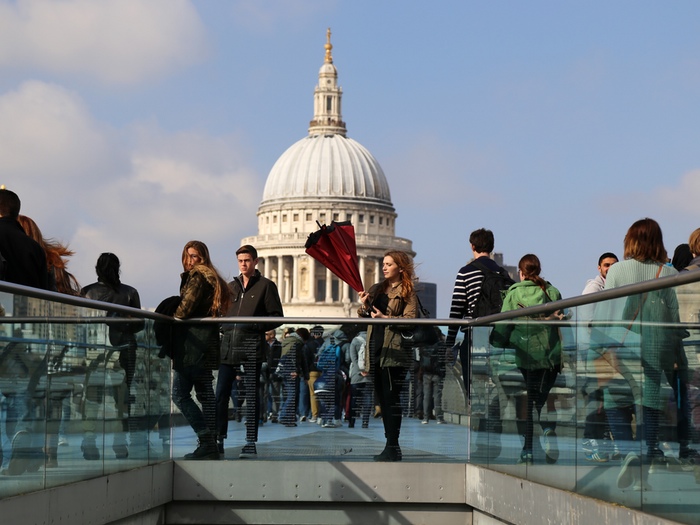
493,252,519,282
416,282,437,318
242,29,420,317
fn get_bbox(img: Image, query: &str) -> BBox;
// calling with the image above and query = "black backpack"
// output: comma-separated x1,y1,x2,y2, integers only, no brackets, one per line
471,260,515,318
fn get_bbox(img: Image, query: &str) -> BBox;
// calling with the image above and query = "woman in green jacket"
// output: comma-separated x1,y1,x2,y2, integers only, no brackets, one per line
358,250,418,462
492,254,564,465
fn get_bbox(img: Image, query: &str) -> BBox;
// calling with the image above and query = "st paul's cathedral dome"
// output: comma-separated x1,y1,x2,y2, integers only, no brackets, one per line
242,29,414,317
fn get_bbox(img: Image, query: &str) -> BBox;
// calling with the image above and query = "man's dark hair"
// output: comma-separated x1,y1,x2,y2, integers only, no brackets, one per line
469,228,494,254
598,252,618,266
0,189,21,219
236,244,258,260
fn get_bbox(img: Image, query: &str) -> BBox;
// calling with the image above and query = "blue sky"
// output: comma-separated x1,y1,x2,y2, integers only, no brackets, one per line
1,1,699,316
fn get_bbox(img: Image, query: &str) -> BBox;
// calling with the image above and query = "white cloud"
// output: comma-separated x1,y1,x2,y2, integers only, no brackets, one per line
0,0,208,84
66,126,264,305
597,169,700,223
0,81,262,307
657,169,700,216
0,81,117,171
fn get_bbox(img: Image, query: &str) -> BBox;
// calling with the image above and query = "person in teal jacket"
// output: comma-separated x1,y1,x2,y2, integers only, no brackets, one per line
491,254,564,465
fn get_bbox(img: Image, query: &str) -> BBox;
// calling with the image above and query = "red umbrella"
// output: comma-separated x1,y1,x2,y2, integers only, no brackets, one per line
305,221,364,293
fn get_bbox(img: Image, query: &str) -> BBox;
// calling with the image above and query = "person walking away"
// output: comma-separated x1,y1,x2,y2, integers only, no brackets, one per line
303,326,325,422
446,228,514,454
348,330,372,428
445,228,513,400
296,328,312,422
594,219,698,489
0,188,48,289
277,328,306,426
263,329,282,423
421,335,447,425
8,215,79,472
82,253,144,461
491,254,564,465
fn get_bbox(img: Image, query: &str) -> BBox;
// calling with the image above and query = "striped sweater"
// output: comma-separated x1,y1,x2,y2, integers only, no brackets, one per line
446,256,506,346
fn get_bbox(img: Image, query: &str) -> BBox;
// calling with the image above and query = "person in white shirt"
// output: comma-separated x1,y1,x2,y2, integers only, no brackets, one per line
579,252,618,463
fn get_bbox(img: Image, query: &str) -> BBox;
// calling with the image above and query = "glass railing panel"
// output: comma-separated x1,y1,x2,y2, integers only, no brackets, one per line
0,291,169,499
171,320,470,463
5,274,700,524
0,294,49,496
474,314,578,492
470,324,519,468
95,316,168,474
471,280,700,524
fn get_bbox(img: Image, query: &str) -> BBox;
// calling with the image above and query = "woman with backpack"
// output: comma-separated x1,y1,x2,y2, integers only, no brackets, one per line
491,254,564,466
358,250,418,462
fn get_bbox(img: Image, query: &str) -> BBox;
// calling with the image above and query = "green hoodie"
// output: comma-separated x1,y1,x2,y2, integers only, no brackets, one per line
491,280,562,370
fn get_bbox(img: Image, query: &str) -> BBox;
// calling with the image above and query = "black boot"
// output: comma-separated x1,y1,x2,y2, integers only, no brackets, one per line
374,439,402,462
184,433,219,460
374,445,402,462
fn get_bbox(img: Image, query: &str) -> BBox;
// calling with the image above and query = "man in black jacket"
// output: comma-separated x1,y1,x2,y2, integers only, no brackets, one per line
0,188,48,289
216,245,283,458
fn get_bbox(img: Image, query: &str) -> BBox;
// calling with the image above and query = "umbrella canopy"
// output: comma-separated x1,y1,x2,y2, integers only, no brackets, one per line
305,221,364,293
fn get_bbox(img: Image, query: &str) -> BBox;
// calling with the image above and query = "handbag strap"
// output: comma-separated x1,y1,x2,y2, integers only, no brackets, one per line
415,295,430,318
627,264,664,325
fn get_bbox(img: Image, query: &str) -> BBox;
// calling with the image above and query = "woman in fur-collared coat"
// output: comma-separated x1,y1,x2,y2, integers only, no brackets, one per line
171,240,230,460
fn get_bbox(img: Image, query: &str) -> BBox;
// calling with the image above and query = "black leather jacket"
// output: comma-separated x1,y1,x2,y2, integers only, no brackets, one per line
220,270,283,364
82,281,143,347
82,281,141,309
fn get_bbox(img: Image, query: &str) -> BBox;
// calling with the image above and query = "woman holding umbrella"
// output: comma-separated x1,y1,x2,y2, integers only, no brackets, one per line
358,250,418,462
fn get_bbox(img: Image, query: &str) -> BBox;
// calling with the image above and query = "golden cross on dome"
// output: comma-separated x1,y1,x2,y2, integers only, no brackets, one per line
324,28,333,63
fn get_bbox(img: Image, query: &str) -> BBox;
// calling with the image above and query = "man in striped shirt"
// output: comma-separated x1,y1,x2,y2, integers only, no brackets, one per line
446,228,509,396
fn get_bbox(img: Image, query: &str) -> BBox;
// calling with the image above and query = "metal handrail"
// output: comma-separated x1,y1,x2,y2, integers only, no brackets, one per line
2,267,699,328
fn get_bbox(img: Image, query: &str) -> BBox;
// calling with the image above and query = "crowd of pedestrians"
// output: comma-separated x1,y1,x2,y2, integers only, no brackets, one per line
449,222,700,491
1,186,699,477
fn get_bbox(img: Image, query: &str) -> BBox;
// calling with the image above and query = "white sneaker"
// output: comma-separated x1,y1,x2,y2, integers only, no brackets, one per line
617,452,640,489
543,428,559,464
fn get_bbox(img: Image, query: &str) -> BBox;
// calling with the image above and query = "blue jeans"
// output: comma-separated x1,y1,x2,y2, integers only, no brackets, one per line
215,364,238,439
216,361,262,443
279,377,298,424
297,377,310,418
423,373,444,420
172,367,215,438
